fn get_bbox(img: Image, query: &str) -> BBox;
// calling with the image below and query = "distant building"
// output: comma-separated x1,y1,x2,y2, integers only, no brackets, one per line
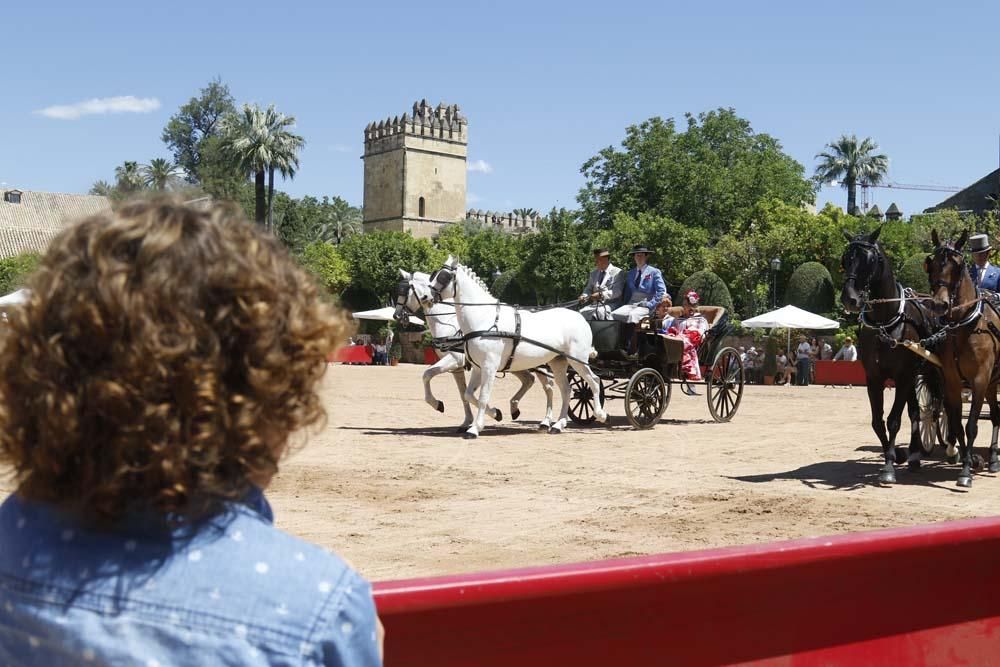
925,168,1000,216
885,202,903,221
0,189,111,259
866,204,883,221
362,100,469,239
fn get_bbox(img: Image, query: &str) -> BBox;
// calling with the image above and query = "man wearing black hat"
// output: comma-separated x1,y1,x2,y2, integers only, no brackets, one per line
968,233,1000,291
612,245,667,324
578,248,624,320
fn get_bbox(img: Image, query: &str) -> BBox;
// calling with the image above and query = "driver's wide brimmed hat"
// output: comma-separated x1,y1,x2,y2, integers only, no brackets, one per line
627,244,655,255
969,233,993,253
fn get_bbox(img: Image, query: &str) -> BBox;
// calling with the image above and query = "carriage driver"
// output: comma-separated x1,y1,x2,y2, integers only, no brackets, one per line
611,244,667,354
968,233,1000,292
577,248,624,320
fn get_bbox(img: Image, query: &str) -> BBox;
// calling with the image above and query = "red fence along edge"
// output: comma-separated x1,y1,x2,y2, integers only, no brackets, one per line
373,517,1000,666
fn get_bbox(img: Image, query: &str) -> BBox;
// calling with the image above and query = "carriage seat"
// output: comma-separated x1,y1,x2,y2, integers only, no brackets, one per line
651,306,726,363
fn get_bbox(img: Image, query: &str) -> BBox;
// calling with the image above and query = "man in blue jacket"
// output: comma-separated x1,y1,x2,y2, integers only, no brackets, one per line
969,233,1000,292
612,245,667,353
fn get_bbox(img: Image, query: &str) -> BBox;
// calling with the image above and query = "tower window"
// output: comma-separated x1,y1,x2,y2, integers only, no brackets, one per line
419,197,426,217
4,190,22,204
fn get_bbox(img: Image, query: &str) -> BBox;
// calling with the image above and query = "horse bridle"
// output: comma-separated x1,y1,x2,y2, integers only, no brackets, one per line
928,245,967,316
841,239,884,289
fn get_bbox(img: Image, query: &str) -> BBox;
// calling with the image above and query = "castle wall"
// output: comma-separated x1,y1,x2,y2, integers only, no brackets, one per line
362,139,404,224
402,134,466,226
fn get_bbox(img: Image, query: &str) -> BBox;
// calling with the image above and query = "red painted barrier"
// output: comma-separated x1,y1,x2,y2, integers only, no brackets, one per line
424,347,439,365
814,359,867,386
374,518,1000,666
332,345,372,364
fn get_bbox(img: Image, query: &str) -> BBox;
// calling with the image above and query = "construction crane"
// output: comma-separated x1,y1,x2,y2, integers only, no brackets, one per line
858,181,961,212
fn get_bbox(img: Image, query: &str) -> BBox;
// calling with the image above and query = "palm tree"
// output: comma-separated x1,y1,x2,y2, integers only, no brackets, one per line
221,104,305,227
814,135,889,215
316,197,363,244
114,161,145,195
513,207,538,220
143,158,183,191
89,180,116,197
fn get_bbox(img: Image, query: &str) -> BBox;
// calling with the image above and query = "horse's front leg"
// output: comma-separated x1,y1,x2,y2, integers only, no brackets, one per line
423,353,459,413
451,367,475,432
959,388,985,488
509,371,534,421
547,358,571,434
466,359,501,439
568,359,607,424
865,381,894,484
885,376,912,468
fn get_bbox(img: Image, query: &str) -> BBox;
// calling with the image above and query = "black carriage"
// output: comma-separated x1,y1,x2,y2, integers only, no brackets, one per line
568,306,744,429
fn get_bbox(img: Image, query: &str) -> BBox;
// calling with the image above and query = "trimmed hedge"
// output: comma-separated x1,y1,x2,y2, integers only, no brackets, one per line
678,270,734,313
786,261,835,314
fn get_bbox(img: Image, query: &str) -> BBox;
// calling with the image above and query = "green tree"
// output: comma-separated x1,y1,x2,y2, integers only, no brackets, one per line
578,108,813,237
814,135,889,215
679,270,734,312
89,180,115,198
339,231,439,309
898,252,930,292
142,158,183,191
0,253,40,295
786,262,835,314
298,242,352,295
114,161,145,195
161,78,236,181
512,207,538,220
221,104,305,227
515,209,593,303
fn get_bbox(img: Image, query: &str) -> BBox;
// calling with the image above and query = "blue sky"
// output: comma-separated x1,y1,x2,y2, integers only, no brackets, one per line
2,0,997,218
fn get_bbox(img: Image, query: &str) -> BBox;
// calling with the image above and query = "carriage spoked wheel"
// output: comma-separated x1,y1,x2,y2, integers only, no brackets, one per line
707,347,744,423
567,371,606,425
625,368,669,430
915,375,945,456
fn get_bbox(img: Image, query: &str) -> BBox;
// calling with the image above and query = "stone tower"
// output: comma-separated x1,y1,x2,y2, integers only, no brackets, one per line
362,100,467,239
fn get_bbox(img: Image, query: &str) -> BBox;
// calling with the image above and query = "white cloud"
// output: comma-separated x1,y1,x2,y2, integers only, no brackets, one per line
467,159,493,174
36,95,161,120
330,143,352,153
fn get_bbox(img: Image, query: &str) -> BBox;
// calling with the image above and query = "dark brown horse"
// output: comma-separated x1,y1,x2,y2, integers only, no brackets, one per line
925,229,1000,487
841,227,939,484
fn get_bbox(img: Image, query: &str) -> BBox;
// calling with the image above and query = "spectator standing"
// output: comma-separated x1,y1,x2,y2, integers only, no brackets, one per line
796,336,813,386
0,198,383,666
775,351,788,385
834,336,858,361
820,339,833,361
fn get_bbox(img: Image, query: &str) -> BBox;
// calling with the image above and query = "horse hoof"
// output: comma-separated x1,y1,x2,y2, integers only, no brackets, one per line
462,432,478,440
548,426,562,435
973,454,986,472
511,408,520,421
436,401,445,413
878,471,896,485
493,409,503,422
538,423,550,430
990,462,1000,474
948,454,961,465
957,476,973,488
894,449,908,465
908,460,922,471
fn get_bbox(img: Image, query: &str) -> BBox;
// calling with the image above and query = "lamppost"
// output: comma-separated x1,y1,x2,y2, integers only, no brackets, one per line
770,257,781,309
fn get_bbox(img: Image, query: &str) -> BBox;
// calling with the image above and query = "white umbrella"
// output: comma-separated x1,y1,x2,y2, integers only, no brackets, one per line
741,305,839,354
351,306,424,326
0,289,29,307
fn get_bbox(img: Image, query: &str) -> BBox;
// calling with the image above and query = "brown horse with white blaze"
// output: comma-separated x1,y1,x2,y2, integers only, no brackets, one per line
925,229,1000,487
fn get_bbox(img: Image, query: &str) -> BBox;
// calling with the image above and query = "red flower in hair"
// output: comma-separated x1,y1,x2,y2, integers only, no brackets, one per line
685,290,700,305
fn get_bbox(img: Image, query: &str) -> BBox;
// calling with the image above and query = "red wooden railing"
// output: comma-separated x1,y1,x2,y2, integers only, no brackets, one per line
374,518,1000,666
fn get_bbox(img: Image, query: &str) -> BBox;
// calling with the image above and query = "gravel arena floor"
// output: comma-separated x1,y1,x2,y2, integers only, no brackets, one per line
6,363,1000,583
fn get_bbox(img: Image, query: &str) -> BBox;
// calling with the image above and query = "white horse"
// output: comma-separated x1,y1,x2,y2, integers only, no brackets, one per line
410,257,607,439
395,270,555,432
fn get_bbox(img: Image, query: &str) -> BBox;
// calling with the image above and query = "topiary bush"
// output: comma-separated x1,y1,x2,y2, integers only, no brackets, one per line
897,252,930,293
786,262,835,314
678,270,734,313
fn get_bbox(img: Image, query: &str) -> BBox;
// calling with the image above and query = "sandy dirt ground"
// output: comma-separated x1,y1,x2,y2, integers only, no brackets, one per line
5,364,1000,583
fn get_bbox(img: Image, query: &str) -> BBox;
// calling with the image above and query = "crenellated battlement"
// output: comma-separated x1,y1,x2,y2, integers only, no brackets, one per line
364,99,467,152
465,209,544,233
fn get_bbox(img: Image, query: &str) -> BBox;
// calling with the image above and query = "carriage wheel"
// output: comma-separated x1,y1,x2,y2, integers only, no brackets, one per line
567,371,606,425
625,368,668,430
707,347,744,423
915,375,945,455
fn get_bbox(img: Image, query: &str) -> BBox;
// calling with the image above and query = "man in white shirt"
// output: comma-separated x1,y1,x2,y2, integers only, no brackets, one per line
834,336,858,362
578,248,624,320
